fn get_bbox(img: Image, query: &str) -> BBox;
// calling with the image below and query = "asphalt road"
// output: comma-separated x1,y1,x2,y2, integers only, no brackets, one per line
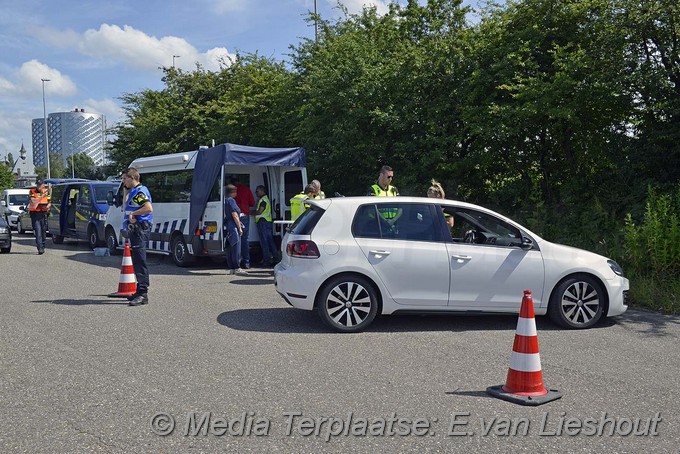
1,233,679,453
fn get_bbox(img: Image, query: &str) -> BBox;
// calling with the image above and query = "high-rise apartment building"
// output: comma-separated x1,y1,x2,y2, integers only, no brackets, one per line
32,109,107,168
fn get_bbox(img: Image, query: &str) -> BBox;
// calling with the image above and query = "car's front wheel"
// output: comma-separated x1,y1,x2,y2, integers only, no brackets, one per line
171,234,194,267
548,274,605,329
105,227,119,255
317,275,379,333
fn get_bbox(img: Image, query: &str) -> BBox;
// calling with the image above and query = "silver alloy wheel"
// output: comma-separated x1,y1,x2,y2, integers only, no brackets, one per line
559,280,600,326
323,281,373,329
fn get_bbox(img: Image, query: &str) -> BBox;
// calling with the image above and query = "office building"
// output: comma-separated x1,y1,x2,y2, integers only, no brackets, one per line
32,109,107,168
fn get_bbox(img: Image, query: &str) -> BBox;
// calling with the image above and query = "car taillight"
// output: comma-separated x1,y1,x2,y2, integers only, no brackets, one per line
286,240,320,258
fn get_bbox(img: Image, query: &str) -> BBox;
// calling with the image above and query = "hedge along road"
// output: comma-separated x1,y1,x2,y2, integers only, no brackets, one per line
1,234,679,453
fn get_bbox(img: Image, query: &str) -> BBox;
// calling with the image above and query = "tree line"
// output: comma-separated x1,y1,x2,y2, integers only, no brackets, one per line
108,0,680,311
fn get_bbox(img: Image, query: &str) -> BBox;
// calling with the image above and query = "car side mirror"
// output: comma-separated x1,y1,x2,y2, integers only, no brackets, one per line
20,205,26,212
520,237,534,250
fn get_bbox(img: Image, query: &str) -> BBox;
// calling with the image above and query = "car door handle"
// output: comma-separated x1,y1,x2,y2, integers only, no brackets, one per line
369,250,391,256
451,254,472,261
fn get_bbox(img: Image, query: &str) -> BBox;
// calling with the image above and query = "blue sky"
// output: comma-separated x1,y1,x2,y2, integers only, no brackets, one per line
0,0,477,173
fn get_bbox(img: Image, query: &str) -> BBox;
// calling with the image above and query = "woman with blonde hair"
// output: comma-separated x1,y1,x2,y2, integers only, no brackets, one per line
427,179,454,227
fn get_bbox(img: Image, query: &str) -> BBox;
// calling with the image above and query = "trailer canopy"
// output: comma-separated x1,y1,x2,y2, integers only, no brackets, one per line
189,143,305,239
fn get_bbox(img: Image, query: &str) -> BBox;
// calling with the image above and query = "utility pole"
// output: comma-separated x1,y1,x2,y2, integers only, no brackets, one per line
314,0,318,42
41,78,51,179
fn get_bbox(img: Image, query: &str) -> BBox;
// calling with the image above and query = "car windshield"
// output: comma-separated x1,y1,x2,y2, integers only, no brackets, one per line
8,194,27,205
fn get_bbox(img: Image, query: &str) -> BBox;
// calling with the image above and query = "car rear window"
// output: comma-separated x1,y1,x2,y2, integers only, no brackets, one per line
288,205,324,235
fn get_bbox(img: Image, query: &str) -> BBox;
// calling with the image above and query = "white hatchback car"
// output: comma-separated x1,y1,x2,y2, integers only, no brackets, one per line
274,197,629,332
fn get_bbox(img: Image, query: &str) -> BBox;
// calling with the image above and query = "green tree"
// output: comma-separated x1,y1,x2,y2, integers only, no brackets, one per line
291,0,472,196
67,153,97,179
109,54,297,171
0,163,13,192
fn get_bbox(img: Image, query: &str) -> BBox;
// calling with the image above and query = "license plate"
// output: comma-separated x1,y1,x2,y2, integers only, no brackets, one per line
205,225,217,233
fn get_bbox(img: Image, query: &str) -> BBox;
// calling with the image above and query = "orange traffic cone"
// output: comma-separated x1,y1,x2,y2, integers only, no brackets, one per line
486,290,562,406
108,240,137,298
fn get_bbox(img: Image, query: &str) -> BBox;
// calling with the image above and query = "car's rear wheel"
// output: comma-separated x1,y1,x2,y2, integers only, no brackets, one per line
0,246,10,253
548,274,605,329
317,275,378,333
52,234,64,244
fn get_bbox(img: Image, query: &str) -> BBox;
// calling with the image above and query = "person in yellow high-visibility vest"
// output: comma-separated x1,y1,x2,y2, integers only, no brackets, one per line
311,179,325,199
367,165,401,223
290,184,316,221
254,185,279,266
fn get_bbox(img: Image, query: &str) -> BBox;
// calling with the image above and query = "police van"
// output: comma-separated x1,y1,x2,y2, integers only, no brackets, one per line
46,179,120,248
105,143,307,266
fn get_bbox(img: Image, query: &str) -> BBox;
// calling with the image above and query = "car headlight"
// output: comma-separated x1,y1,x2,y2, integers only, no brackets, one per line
0,227,7,234
607,260,624,276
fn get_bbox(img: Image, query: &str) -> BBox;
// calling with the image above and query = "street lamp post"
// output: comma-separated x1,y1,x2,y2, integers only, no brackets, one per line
41,78,51,179
172,55,180,68
314,0,318,42
68,141,75,178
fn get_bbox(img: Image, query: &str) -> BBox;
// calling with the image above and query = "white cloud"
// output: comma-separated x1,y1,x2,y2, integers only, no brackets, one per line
76,24,234,72
17,60,77,96
82,98,124,124
334,0,391,15
0,77,15,93
211,0,248,13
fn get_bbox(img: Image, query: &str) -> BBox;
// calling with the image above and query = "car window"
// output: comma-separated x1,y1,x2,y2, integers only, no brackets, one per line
51,185,65,206
353,203,440,242
444,206,522,247
79,185,92,206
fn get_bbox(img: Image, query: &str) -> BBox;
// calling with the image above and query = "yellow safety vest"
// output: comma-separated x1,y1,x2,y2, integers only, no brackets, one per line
290,193,309,221
255,195,273,222
369,184,399,219
28,187,50,212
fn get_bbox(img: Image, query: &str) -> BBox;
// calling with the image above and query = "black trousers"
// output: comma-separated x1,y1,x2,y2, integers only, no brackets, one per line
129,227,151,294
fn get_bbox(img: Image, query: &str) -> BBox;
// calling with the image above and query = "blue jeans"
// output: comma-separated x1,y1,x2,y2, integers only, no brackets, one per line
256,219,279,264
30,211,48,252
226,228,242,271
240,215,250,267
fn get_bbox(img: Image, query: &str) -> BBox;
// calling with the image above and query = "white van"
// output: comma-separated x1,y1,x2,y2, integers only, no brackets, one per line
1,188,31,229
105,143,307,266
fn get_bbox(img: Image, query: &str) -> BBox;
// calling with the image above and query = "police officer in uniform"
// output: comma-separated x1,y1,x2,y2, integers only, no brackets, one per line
122,168,153,306
290,184,316,221
254,185,279,266
27,178,51,254
368,165,400,223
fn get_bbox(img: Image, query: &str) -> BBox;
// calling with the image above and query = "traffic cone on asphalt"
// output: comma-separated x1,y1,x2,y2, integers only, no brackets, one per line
108,240,137,298
486,290,562,406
